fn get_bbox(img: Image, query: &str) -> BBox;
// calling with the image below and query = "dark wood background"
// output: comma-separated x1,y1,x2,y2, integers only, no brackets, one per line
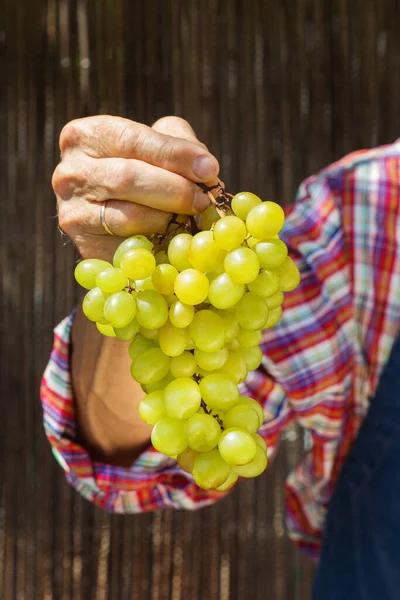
1,1,399,598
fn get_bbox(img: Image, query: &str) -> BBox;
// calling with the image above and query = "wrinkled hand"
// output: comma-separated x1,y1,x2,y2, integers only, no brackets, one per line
53,115,220,260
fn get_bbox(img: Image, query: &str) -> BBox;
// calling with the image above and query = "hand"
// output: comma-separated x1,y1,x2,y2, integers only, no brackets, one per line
52,115,220,260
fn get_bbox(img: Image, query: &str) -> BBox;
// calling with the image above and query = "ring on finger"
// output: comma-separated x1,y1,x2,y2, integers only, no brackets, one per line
100,201,116,236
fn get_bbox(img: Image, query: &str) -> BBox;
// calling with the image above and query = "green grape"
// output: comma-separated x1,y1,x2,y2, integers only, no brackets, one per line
194,347,228,371
177,447,199,473
130,347,170,384
154,250,170,265
75,259,112,290
217,352,248,384
213,215,247,250
113,235,153,268
136,290,169,329
103,291,137,328
224,248,260,284
114,318,140,341
167,233,193,271
192,449,231,490
227,339,241,351
218,428,257,465
235,292,269,330
223,404,259,434
237,345,263,371
236,327,262,348
246,236,261,249
275,256,300,291
128,335,157,360
96,322,116,337
189,310,225,352
120,248,156,280
199,373,239,411
135,277,155,291
151,263,178,295
254,239,288,269
95,267,128,294
247,269,280,298
163,377,201,419
217,310,240,343
188,230,225,272
186,338,196,350
82,287,109,323
266,290,284,309
138,391,165,425
184,413,221,452
208,273,245,309
246,201,285,239
158,321,190,357
169,300,195,328
231,191,262,220
174,269,209,305
253,433,267,452
263,306,282,329
170,351,197,378
232,446,268,477
151,417,187,456
139,326,159,339
165,294,177,306
239,396,264,428
199,204,220,230
216,470,239,491
142,372,174,393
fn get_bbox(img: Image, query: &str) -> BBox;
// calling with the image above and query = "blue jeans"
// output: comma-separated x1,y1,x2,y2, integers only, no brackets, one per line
313,334,400,599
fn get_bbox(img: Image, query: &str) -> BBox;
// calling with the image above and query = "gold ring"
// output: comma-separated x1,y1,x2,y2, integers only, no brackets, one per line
100,201,116,236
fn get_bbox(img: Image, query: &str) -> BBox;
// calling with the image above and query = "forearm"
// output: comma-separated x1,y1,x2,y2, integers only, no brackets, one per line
71,306,151,466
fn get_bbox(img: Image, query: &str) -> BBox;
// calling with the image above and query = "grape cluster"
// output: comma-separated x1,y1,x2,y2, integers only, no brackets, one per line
74,190,300,491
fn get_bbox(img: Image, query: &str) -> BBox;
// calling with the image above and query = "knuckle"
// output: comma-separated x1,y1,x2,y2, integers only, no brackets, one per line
108,160,135,195
52,161,84,199
59,119,85,152
57,202,80,237
152,116,187,133
116,124,139,156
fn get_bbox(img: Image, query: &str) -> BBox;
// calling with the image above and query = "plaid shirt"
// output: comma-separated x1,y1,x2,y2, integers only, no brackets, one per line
40,141,400,559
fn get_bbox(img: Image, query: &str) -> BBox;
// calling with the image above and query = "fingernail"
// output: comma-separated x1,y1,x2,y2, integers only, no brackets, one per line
192,155,218,179
193,189,211,213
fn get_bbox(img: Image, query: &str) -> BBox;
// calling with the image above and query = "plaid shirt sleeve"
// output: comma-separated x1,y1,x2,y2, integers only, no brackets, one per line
40,140,400,558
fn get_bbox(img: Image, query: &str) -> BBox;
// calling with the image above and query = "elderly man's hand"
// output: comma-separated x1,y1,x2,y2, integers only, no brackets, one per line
52,115,219,260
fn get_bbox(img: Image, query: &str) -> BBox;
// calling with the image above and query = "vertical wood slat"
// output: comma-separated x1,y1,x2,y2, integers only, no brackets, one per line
1,1,400,599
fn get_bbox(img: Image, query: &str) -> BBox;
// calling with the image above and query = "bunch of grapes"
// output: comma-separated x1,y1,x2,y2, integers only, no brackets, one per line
74,188,300,491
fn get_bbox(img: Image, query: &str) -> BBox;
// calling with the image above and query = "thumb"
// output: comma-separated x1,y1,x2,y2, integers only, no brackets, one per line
151,116,206,148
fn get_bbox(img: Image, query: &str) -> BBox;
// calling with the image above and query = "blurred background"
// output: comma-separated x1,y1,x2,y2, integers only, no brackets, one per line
1,1,400,599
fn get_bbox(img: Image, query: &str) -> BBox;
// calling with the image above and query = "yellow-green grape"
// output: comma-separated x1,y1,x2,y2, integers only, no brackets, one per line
188,231,225,272
138,391,165,425
194,347,228,371
82,287,109,323
96,322,116,337
165,294,177,307
189,310,225,352
136,290,169,329
154,250,170,265
247,269,280,298
114,318,140,341
142,372,174,394
224,248,260,284
95,267,127,294
237,345,263,371
177,447,199,473
163,377,201,419
174,269,209,305
103,291,137,328
235,292,269,330
186,339,196,351
254,239,288,269
199,373,239,411
227,339,241,351
217,352,248,384
266,290,284,309
199,204,220,230
184,413,221,452
213,215,247,250
218,428,257,465
253,433,267,452
158,322,190,357
130,347,170,384
139,326,159,339
169,300,195,328
246,201,285,239
120,248,156,280
208,272,245,309
113,235,153,268
134,277,154,291
232,446,268,477
231,191,262,220
217,309,240,343
223,404,260,434
75,259,112,289
151,264,179,295
151,417,187,456
192,449,231,490
236,327,262,348
239,396,264,428
275,256,301,291
128,335,157,360
170,351,197,378
216,470,239,491
167,233,193,271
246,236,261,249
263,306,282,329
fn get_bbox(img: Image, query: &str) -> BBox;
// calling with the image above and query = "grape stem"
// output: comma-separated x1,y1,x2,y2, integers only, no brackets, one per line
200,400,225,430
196,181,234,218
